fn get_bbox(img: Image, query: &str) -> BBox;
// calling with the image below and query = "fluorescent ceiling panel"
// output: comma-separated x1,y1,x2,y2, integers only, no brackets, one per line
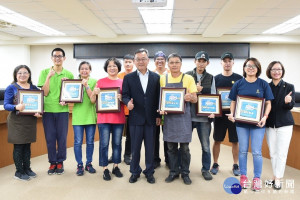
138,0,174,34
263,15,300,34
0,5,65,36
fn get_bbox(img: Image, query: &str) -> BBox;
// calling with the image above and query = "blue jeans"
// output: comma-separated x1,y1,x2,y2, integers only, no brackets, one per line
98,124,124,167
236,126,265,178
193,121,211,172
73,125,96,165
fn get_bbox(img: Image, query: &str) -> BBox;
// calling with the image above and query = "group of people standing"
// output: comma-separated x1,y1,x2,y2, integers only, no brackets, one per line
4,47,295,192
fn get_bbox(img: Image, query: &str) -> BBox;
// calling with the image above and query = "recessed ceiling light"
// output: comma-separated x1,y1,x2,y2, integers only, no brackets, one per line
0,5,65,36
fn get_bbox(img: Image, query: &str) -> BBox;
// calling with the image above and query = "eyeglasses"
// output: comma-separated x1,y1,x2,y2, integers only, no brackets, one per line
52,55,64,59
245,65,257,69
135,58,148,62
169,61,181,65
17,72,29,75
271,69,283,72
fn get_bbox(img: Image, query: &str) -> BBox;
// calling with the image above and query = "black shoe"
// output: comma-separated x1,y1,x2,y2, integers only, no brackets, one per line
129,174,140,183
112,166,123,178
273,180,281,190
154,162,161,169
146,174,155,184
85,163,96,174
124,155,131,165
182,175,192,185
165,174,179,183
202,171,213,180
108,156,113,164
103,169,111,181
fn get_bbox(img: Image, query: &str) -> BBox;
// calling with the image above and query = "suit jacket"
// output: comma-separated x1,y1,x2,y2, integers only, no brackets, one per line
122,70,161,126
266,80,295,128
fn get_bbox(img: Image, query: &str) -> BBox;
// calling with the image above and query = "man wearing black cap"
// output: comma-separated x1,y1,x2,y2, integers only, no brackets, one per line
210,52,242,176
153,51,169,169
186,51,216,181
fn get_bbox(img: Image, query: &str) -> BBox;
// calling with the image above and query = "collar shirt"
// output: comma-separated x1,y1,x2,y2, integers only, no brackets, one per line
137,69,149,93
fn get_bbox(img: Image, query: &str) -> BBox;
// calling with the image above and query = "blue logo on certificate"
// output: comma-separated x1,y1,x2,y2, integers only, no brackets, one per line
165,93,181,109
221,92,231,107
65,85,80,98
101,92,116,108
201,99,216,112
240,102,258,119
23,95,38,110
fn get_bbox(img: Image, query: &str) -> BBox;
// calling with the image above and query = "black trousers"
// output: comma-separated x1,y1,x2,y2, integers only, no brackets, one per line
13,143,31,173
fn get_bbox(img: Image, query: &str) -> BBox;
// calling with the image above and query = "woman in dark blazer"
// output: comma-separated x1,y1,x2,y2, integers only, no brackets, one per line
265,61,295,190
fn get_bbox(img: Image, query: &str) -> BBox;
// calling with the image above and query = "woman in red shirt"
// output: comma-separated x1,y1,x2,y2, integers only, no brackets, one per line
91,58,125,181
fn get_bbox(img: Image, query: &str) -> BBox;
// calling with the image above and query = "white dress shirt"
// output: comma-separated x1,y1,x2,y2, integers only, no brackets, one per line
137,69,149,93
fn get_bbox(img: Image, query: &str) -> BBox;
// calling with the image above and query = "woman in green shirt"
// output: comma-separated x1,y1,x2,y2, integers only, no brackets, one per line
72,61,97,176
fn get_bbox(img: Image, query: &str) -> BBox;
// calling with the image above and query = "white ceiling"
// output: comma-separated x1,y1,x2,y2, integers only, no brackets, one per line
1,0,300,44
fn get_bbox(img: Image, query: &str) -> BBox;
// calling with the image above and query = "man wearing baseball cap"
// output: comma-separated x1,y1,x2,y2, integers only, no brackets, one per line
186,51,216,181
211,52,242,176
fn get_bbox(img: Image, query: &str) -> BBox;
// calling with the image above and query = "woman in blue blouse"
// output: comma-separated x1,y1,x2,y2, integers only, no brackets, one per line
4,65,41,181
227,58,273,191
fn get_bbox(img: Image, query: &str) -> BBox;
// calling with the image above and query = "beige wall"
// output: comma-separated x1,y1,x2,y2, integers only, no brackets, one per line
0,45,30,88
250,43,300,89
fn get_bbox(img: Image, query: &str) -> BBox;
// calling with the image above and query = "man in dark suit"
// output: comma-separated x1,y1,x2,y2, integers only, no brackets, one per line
122,48,161,184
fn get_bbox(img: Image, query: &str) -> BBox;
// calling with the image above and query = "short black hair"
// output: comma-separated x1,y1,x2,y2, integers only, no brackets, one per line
266,61,285,79
123,54,134,60
51,48,65,57
13,65,32,85
167,53,182,62
103,57,122,73
242,57,261,78
134,48,149,57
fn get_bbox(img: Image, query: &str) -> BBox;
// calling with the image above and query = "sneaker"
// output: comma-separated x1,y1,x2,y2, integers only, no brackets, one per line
48,163,56,175
251,178,262,191
273,179,281,190
56,162,64,175
182,175,192,185
232,164,241,176
85,163,96,174
103,169,111,181
210,163,219,175
240,175,249,189
25,168,37,178
265,179,275,185
202,171,213,180
112,166,123,178
76,164,84,176
14,171,30,181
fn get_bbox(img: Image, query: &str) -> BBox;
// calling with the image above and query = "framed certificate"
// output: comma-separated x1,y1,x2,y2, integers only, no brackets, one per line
17,89,44,115
217,87,232,110
96,87,120,113
159,87,186,114
234,95,265,125
59,79,83,103
196,94,222,117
